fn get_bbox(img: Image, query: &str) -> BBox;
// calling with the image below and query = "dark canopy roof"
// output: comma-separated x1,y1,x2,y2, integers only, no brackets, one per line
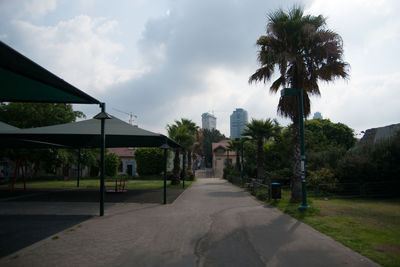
0,121,67,148
0,117,180,149
0,121,19,131
0,41,100,104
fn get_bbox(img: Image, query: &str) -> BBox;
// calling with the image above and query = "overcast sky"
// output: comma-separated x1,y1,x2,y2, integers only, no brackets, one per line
1,0,399,137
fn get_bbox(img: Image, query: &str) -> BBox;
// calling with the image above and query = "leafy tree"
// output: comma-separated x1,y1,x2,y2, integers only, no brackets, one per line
201,128,226,168
242,118,280,181
0,103,86,178
0,103,84,128
305,119,355,151
134,148,164,176
249,6,349,201
264,127,293,172
105,152,120,177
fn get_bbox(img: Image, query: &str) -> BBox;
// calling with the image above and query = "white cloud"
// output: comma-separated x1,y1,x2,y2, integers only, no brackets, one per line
23,0,57,18
10,15,147,94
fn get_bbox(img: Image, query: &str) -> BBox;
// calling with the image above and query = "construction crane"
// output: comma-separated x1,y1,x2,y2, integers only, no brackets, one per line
112,108,137,125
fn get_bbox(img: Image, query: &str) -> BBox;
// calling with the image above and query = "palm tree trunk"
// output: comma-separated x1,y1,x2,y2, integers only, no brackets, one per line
187,150,192,170
291,116,302,201
172,149,181,185
257,139,264,180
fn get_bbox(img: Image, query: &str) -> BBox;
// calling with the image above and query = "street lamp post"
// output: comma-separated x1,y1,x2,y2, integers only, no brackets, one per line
160,142,171,204
94,103,112,216
280,88,309,211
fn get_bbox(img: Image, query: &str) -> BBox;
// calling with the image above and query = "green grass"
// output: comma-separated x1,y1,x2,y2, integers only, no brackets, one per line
261,189,400,267
1,179,192,190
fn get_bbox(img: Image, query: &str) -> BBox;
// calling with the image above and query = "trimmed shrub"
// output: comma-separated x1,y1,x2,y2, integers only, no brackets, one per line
308,168,337,187
134,148,164,176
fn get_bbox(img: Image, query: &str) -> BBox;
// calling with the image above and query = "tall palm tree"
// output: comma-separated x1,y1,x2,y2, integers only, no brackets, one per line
249,6,349,201
176,119,199,170
167,123,194,185
228,140,241,171
242,119,280,181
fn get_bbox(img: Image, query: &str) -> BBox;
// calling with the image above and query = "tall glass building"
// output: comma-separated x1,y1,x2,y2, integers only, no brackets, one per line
230,108,248,139
201,112,217,130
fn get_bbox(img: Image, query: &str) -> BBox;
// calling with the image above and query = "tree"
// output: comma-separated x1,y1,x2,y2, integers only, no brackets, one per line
0,102,84,128
0,103,86,178
201,128,226,168
242,118,280,181
167,122,195,184
228,140,241,170
305,119,355,151
175,119,199,170
249,6,349,201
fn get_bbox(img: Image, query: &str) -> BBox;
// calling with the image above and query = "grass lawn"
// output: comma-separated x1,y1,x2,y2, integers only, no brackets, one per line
265,189,400,267
0,179,192,190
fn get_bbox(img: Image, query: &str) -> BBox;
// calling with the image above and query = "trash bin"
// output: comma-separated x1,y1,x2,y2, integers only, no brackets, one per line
271,182,281,199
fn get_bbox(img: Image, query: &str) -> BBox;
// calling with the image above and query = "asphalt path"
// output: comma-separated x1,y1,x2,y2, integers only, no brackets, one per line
0,178,379,267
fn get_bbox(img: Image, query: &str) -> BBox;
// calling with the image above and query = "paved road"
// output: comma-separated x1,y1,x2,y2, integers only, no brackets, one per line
0,178,379,267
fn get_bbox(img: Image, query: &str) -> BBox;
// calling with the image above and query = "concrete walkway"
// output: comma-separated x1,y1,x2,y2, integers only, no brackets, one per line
0,178,379,267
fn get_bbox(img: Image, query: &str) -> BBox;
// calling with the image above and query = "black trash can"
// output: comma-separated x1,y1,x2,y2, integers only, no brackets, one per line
271,182,281,199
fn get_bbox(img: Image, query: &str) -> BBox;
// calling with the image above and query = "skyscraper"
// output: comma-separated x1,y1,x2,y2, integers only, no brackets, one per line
230,108,248,139
201,112,217,130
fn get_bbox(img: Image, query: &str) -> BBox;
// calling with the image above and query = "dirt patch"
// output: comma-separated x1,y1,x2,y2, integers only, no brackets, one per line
374,244,400,254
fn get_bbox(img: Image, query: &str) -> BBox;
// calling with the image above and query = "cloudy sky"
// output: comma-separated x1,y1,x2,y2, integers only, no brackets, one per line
1,0,399,137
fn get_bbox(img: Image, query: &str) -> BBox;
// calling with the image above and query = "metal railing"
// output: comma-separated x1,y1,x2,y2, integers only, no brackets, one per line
314,181,400,198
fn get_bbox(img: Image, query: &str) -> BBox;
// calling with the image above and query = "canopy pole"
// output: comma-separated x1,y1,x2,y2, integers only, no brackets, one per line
77,148,81,188
182,148,185,189
100,103,106,216
160,140,170,205
163,147,167,204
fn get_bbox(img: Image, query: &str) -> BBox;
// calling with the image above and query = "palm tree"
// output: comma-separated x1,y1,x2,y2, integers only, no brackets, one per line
242,119,280,181
176,119,199,170
228,140,241,171
167,123,194,185
249,6,349,201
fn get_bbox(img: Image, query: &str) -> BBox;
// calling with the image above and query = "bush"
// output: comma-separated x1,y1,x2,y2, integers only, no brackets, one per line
308,168,337,187
223,165,240,180
134,148,164,176
105,153,119,177
265,168,292,185
186,169,195,181
255,188,268,201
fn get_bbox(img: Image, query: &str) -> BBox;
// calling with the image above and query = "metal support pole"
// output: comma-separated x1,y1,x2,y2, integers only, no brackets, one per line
163,148,167,204
100,103,106,216
77,148,81,188
298,88,309,211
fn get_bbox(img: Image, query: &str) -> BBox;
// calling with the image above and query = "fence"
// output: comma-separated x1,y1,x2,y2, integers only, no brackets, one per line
228,176,400,199
314,181,400,198
195,168,214,178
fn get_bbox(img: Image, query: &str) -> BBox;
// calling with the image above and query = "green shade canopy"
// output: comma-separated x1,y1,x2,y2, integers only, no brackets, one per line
0,121,67,148
0,121,19,131
0,41,100,104
0,117,180,149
